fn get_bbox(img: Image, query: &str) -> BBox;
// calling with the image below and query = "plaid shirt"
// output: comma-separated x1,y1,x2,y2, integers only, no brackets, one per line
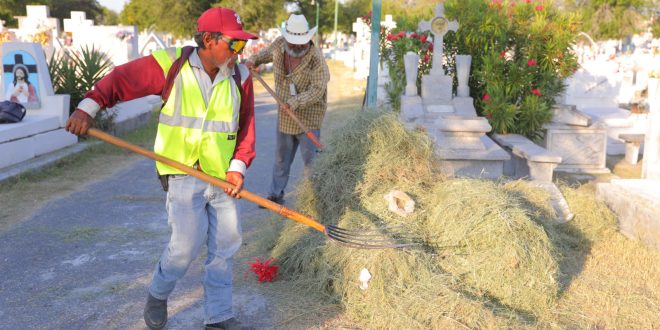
249,36,330,135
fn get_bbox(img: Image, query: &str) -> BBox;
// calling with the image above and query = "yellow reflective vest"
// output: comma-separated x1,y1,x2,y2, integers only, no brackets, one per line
151,47,240,179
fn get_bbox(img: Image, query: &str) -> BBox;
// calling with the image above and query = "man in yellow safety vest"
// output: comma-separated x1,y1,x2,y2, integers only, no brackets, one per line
65,7,257,330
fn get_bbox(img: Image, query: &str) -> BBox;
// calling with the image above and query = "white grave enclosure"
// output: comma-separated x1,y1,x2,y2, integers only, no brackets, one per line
0,42,76,169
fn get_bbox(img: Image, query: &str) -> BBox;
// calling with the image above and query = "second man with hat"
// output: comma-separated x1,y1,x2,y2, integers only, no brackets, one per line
246,13,330,205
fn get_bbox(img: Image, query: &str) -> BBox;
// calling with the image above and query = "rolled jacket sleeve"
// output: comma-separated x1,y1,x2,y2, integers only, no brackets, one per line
78,55,167,112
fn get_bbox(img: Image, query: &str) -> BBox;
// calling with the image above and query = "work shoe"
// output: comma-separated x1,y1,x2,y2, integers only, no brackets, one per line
259,194,284,208
204,318,254,330
143,293,167,330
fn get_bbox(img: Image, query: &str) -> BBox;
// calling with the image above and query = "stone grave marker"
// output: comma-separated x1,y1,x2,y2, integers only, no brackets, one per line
0,42,76,169
352,17,370,80
418,2,458,110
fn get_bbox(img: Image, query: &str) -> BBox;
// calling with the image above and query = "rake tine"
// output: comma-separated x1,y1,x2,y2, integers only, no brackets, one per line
324,224,409,234
325,232,417,249
326,225,416,236
325,225,420,249
326,229,418,243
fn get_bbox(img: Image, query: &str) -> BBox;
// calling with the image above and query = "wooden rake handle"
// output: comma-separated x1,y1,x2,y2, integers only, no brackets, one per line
250,70,324,150
86,128,326,233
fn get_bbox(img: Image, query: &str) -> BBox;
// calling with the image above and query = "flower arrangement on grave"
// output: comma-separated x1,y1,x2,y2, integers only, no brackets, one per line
0,31,12,43
443,0,579,139
116,30,133,41
31,28,51,46
380,30,434,109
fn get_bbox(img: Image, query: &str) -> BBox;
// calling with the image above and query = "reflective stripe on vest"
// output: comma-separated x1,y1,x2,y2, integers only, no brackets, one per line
151,47,241,179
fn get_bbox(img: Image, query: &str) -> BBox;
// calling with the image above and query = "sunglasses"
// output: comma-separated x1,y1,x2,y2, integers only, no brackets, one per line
220,36,247,54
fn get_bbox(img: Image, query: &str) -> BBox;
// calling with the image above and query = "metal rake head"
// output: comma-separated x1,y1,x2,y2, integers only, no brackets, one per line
324,224,421,249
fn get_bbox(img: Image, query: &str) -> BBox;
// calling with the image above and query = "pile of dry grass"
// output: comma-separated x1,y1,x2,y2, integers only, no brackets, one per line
270,110,581,328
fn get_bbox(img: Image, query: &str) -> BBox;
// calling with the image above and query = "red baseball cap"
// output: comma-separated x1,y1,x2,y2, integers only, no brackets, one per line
197,8,258,40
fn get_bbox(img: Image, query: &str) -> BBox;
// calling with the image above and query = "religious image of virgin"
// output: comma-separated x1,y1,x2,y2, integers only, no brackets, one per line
5,64,39,107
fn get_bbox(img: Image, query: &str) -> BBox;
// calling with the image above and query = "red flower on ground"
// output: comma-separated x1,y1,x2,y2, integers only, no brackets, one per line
535,5,543,11
531,89,542,97
248,257,278,282
482,94,491,102
527,59,537,66
419,34,428,43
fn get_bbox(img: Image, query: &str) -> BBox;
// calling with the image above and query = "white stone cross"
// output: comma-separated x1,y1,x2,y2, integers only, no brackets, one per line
381,14,396,31
352,17,370,42
64,11,94,33
23,5,52,30
418,3,459,76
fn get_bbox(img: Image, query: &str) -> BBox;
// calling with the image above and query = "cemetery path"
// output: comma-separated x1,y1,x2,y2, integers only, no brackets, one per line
0,91,309,329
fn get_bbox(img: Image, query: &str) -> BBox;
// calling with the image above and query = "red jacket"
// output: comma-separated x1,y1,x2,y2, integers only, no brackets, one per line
81,53,256,170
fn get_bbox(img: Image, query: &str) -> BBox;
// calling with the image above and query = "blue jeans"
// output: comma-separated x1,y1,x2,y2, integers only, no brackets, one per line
269,129,320,197
149,175,242,324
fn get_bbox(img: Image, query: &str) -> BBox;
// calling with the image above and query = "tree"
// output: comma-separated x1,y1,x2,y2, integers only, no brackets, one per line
119,0,166,33
97,6,119,25
564,0,656,40
120,0,214,37
212,0,287,33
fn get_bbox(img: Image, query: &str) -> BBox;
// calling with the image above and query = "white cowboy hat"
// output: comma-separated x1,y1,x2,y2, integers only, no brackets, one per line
281,14,317,45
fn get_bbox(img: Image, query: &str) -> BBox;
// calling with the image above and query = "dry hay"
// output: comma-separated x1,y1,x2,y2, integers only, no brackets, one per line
271,110,573,328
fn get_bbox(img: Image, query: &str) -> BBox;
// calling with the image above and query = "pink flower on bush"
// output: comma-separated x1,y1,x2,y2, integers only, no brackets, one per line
500,51,506,58
386,33,395,41
398,31,406,37
485,112,493,119
419,34,428,43
525,0,532,3
427,42,434,52
422,54,430,63
535,5,543,11
527,59,537,66
410,32,418,38
531,89,542,97
482,94,491,102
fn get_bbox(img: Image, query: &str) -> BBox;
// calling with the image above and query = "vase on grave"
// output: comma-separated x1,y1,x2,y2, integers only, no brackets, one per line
404,52,420,96
456,55,471,97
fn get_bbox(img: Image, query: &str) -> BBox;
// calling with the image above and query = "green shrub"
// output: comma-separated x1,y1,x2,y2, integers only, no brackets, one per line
48,45,115,131
444,0,579,140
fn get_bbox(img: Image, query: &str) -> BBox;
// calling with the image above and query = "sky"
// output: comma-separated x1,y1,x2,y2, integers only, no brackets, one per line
98,0,129,13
